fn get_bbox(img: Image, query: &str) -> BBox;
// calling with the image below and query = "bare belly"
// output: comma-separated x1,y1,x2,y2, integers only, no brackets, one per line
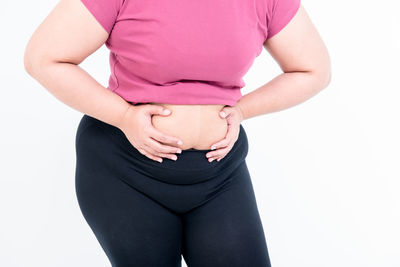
148,102,228,150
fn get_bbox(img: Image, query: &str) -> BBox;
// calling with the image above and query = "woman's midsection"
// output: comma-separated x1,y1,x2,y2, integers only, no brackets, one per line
148,102,228,150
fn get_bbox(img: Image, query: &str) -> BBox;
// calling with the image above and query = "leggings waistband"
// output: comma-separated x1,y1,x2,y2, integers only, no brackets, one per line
76,114,249,185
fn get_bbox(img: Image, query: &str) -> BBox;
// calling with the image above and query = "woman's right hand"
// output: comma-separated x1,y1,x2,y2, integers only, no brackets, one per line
118,104,183,163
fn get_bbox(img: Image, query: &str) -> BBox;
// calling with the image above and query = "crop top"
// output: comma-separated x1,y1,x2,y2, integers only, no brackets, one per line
80,0,301,106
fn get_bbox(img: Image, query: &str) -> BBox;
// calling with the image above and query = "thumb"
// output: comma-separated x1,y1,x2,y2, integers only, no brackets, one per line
147,105,171,116
219,107,232,119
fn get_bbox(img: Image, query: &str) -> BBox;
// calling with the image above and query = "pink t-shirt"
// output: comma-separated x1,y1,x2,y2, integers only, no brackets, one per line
81,0,301,106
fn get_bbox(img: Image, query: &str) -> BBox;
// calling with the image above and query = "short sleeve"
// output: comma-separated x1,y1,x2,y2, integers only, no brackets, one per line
80,0,124,34
265,0,301,40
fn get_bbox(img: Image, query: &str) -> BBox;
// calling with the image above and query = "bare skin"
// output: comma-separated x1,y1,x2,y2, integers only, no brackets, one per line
24,0,331,163
149,103,229,151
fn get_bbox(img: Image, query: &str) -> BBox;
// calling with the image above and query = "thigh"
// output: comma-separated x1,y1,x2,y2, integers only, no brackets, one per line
181,161,271,267
75,122,182,267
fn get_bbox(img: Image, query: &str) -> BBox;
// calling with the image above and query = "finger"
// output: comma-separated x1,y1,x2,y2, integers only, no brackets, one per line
145,104,172,116
144,144,178,161
216,148,232,161
216,156,225,162
208,151,228,162
147,137,182,154
149,128,183,146
215,146,232,162
210,126,240,150
137,147,147,156
210,137,230,150
152,151,178,161
225,126,238,141
206,145,232,161
144,142,179,161
138,147,164,163
143,143,161,156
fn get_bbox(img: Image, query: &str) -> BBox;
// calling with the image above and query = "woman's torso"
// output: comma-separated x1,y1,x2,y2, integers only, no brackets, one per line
92,0,270,149
91,0,268,146
149,103,228,150
101,0,265,106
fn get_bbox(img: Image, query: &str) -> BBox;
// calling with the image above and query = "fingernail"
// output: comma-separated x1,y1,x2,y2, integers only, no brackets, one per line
158,158,163,163
220,111,226,118
177,140,183,145
211,146,216,150
163,109,171,115
172,155,177,161
208,158,214,162
177,149,182,154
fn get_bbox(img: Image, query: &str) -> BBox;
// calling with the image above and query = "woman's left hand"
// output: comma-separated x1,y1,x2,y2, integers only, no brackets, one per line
206,104,245,162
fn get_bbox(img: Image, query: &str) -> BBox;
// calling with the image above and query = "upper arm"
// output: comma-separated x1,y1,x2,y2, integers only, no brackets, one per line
24,0,122,67
263,2,331,78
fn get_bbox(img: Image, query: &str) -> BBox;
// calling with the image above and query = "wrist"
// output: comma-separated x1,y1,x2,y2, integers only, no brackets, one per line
235,102,246,122
116,104,135,131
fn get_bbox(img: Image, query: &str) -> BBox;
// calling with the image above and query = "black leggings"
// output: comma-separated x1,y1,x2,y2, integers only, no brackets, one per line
74,114,272,267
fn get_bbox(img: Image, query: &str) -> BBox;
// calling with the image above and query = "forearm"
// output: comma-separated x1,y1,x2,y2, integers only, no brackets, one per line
236,70,331,121
25,61,131,129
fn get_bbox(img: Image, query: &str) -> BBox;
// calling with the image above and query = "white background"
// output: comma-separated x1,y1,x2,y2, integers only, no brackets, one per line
1,0,399,266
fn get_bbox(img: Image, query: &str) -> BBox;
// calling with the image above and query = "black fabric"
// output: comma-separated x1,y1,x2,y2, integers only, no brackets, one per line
74,114,272,267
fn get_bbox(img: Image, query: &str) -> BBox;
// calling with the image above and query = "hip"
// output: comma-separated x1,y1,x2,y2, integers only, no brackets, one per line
75,113,249,184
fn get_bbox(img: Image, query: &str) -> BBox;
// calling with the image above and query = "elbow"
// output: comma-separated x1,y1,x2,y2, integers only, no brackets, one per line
322,67,332,89
320,55,333,89
23,46,42,77
23,51,34,76
311,60,332,91
24,40,37,76
23,42,51,77
24,52,54,78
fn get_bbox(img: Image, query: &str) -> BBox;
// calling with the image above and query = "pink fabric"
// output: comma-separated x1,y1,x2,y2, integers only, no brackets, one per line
80,0,301,106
